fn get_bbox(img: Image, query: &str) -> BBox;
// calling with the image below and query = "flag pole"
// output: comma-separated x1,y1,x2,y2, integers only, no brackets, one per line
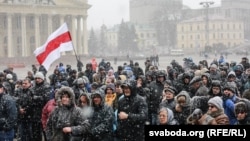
67,26,79,62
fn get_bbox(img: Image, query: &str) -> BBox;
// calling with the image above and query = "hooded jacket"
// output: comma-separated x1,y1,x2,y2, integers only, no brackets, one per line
45,86,90,141
0,92,17,131
88,90,114,141
173,91,192,125
117,81,148,141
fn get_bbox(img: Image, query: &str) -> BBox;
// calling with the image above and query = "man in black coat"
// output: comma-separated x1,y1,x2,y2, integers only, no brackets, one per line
116,80,148,141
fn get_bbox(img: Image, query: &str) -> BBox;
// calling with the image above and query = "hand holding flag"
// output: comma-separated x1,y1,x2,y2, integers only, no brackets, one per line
34,23,73,71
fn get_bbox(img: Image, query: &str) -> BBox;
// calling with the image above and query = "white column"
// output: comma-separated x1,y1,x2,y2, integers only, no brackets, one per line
60,15,66,55
48,14,52,34
7,14,13,57
77,16,82,54
82,16,88,55
72,15,77,55
35,14,40,51
21,13,27,56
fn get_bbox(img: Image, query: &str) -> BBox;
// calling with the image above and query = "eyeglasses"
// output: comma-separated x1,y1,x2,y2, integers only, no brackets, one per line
208,105,216,109
236,111,246,115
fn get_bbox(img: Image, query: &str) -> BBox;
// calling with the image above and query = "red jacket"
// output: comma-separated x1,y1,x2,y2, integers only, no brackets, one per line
41,99,57,129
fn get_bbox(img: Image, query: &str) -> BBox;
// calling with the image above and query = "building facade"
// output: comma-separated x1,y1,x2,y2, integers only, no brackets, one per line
106,23,158,53
182,0,250,40
0,0,90,58
177,16,244,50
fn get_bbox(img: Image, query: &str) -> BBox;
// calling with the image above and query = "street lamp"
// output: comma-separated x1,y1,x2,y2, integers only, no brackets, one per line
200,1,214,51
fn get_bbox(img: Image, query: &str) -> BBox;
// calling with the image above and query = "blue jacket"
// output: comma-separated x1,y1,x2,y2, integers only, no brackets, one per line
223,95,239,125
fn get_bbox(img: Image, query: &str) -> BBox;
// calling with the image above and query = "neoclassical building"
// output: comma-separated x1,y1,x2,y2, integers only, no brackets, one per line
0,0,90,58
177,15,244,49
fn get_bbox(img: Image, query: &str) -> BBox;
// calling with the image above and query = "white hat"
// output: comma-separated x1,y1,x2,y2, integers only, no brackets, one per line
34,72,45,80
208,96,223,110
6,74,13,79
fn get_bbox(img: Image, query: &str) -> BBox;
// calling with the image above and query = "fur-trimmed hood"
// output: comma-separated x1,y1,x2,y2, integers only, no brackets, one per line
56,86,75,108
175,90,191,107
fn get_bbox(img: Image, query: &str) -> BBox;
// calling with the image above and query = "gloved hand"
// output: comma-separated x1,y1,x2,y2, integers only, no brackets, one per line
33,95,42,100
198,114,215,125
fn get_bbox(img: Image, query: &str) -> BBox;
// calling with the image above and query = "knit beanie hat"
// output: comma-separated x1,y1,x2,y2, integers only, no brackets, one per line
34,72,45,80
208,96,223,110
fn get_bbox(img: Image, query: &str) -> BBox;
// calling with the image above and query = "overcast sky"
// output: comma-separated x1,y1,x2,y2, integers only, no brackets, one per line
87,0,221,30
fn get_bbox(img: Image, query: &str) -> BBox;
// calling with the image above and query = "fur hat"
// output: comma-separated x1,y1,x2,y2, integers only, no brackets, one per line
164,86,177,95
208,96,223,110
189,76,201,86
34,72,45,80
223,82,236,93
235,102,247,113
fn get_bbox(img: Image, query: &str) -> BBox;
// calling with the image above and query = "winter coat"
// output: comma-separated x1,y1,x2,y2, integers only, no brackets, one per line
159,98,176,112
223,96,238,125
77,93,93,120
149,80,164,114
173,91,192,125
198,108,229,125
32,81,51,121
0,93,17,131
15,87,34,121
190,96,209,114
88,91,114,141
42,99,57,130
45,86,90,141
116,85,148,141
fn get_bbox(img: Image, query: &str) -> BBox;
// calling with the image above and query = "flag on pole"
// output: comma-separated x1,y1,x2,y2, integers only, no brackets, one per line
34,23,73,71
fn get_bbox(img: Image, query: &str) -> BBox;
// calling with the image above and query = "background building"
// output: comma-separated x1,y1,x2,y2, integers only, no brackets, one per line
0,0,90,58
177,15,244,52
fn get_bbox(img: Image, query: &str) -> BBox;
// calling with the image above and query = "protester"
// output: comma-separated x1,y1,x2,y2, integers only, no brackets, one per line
0,83,17,141
45,86,90,141
116,81,148,141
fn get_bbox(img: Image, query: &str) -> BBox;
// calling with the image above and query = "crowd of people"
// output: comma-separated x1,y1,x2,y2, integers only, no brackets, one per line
0,55,250,141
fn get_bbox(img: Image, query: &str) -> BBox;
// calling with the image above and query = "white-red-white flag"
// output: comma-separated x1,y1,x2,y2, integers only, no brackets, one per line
34,23,73,71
